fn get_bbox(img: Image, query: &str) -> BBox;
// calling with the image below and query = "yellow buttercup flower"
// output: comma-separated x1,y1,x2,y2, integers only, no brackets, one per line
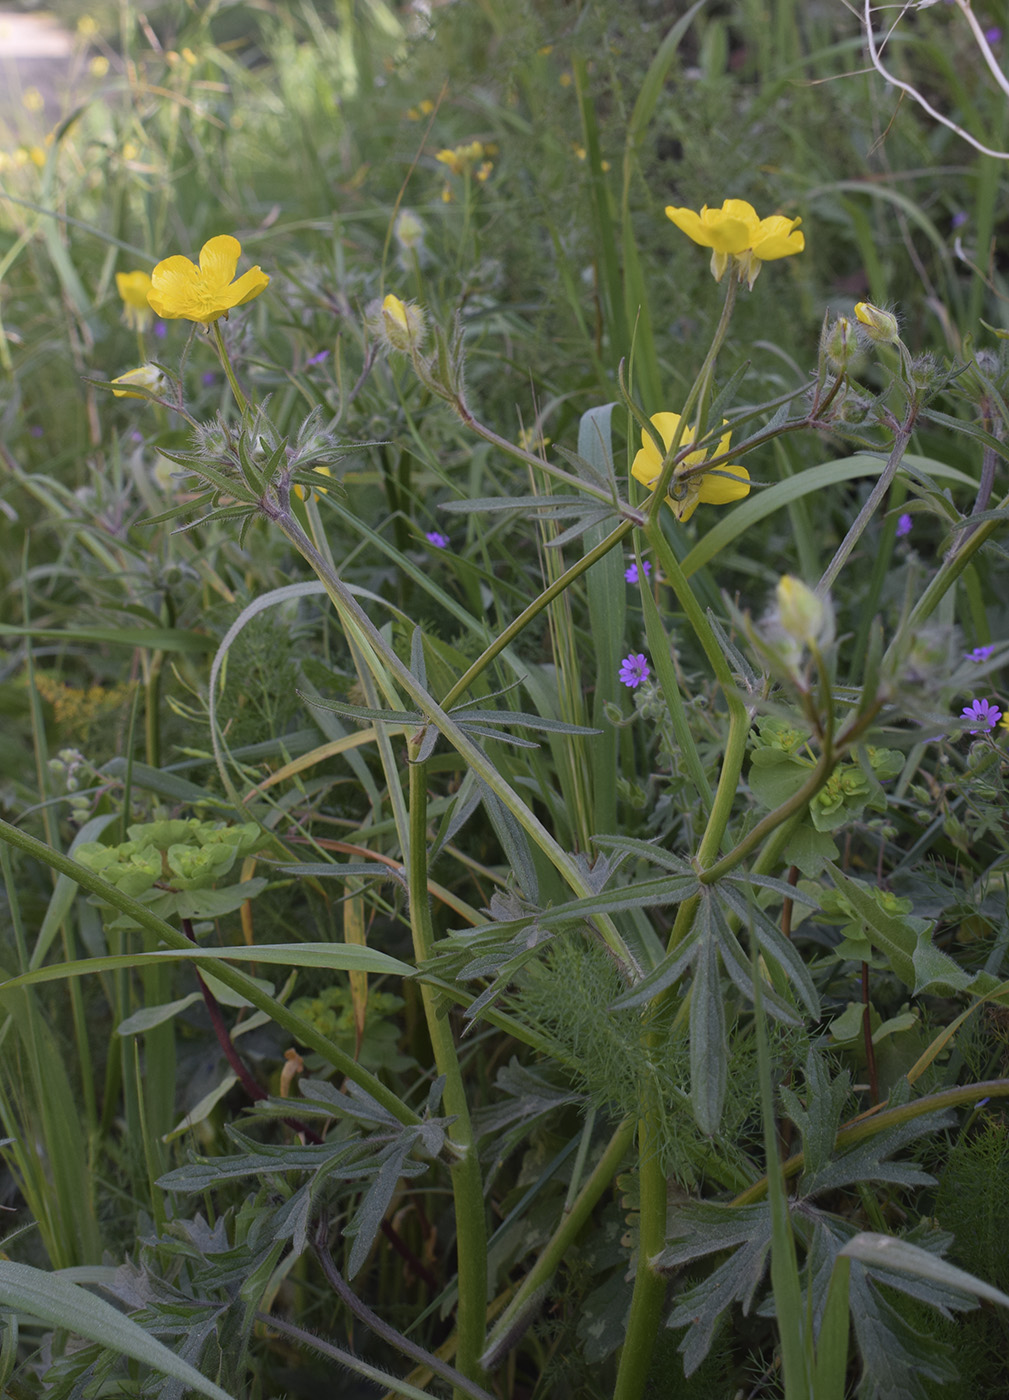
147,234,269,325
631,412,749,523
665,198,804,288
116,270,154,331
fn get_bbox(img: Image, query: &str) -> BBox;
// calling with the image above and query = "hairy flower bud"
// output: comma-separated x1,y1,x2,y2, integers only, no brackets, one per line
394,209,425,251
854,301,899,345
111,363,166,399
775,575,834,649
821,314,857,371
380,294,426,352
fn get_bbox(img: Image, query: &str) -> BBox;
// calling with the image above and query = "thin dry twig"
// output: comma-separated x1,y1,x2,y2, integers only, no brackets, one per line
862,0,1009,160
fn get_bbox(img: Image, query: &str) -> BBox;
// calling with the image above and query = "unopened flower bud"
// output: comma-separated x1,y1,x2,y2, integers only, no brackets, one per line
111,363,166,399
394,209,425,251
775,575,834,648
822,315,857,370
380,294,425,352
854,301,899,345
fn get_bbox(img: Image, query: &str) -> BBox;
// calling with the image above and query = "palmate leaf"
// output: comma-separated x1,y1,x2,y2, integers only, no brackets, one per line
657,1050,970,1389
661,1204,773,1375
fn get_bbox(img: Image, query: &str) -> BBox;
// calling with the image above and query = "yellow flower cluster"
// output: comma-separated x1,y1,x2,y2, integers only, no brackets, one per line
32,673,136,744
665,198,804,288
435,141,493,200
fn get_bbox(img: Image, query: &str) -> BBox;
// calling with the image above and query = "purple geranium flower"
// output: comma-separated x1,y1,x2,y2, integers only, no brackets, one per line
625,561,652,585
985,26,1002,43
618,653,650,688
965,645,995,663
961,698,1002,732
895,513,912,538
425,530,450,548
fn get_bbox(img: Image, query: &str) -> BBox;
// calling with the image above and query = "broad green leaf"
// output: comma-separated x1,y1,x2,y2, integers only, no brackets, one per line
0,1261,235,1400
0,942,415,997
841,1233,1009,1310
826,865,971,995
681,453,977,579
0,623,216,652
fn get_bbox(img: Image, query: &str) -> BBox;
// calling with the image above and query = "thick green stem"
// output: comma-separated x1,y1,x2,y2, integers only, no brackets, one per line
407,756,487,1393
613,1112,667,1400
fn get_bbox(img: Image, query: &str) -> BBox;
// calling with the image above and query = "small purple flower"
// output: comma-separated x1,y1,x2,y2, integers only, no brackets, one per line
618,652,650,688
307,349,330,366
960,698,1002,732
201,371,217,387
951,211,969,230
625,561,652,584
895,512,912,538
154,321,167,339
965,645,995,663
425,530,450,548
30,425,43,438
985,25,1002,44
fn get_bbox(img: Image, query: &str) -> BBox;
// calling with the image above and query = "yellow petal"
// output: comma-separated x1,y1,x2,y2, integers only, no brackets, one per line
224,265,270,309
630,412,688,489
148,254,201,319
717,198,760,230
665,205,715,247
696,462,750,505
198,234,241,289
116,270,153,308
750,214,804,260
